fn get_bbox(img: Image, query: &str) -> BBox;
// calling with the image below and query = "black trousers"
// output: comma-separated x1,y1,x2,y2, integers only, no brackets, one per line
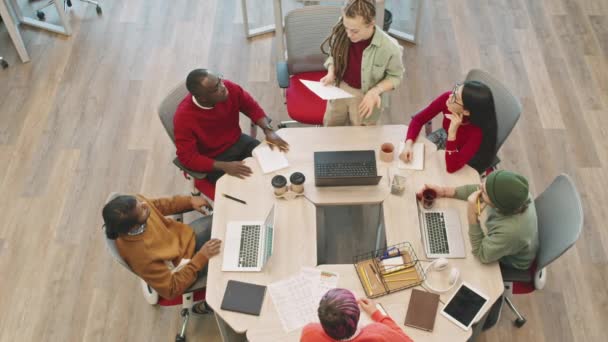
205,134,261,183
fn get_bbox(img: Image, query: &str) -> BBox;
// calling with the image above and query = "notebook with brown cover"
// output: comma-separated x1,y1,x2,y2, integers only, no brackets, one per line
404,289,440,331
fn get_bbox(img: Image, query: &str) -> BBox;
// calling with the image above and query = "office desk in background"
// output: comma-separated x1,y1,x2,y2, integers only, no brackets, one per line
206,125,503,341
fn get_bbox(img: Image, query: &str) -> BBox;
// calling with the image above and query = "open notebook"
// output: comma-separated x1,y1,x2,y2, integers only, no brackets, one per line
398,142,425,170
253,145,289,174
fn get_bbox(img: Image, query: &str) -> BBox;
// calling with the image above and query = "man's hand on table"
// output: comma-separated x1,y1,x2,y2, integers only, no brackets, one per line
198,238,222,259
215,161,253,179
265,130,289,152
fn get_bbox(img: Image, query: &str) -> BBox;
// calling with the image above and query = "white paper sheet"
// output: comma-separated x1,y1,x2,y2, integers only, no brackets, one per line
253,144,289,174
269,268,339,332
398,142,425,170
300,80,355,100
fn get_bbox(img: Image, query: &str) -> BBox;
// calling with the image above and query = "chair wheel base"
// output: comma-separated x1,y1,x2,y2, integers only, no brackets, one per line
514,318,527,328
1,60,8,69
36,10,46,21
175,335,186,342
96,5,102,15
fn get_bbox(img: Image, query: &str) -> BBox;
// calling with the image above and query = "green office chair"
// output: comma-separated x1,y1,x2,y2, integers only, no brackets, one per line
500,174,583,327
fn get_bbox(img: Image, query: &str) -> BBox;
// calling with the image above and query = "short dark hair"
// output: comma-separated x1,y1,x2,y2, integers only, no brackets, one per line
318,288,360,339
102,195,138,240
186,69,209,96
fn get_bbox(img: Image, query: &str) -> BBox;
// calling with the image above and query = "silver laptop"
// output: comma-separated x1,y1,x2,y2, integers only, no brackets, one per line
416,197,465,258
222,205,275,272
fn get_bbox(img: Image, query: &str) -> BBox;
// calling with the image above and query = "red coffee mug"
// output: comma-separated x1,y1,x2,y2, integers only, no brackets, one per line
422,188,437,209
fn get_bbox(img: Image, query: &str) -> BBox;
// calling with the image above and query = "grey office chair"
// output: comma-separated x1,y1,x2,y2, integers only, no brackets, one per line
500,174,583,327
415,69,521,172
103,192,212,342
158,82,260,203
465,69,522,169
276,5,342,127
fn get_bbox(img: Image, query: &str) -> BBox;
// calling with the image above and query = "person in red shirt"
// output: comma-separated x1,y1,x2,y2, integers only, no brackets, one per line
174,69,289,183
300,288,413,342
400,81,498,173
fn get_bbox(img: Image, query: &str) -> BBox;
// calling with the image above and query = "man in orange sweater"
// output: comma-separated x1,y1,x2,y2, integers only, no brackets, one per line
102,194,221,313
301,288,413,341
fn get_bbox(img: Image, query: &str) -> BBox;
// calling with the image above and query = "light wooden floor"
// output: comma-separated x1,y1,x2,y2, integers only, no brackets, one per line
0,0,607,341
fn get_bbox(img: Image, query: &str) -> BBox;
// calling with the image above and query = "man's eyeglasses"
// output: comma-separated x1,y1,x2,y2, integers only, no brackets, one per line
205,74,223,94
450,83,463,106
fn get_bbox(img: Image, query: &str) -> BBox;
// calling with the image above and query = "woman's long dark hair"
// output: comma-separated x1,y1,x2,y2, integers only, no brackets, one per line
461,81,498,173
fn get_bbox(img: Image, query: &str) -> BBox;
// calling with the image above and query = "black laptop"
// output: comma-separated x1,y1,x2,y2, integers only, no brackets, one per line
314,150,382,187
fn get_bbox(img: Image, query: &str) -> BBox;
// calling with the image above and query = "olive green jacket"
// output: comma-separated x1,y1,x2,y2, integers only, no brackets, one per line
324,25,405,120
455,185,539,270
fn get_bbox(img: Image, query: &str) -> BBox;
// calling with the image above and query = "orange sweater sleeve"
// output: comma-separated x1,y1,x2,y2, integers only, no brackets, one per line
147,195,193,216
371,310,414,342
136,254,208,300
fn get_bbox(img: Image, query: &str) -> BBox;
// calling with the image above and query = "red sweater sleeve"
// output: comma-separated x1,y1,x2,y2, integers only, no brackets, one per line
406,91,450,141
370,310,414,342
445,126,482,173
235,83,267,123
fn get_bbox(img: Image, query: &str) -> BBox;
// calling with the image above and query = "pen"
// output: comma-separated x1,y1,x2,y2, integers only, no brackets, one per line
223,193,247,205
369,264,382,285
359,265,373,295
385,277,417,283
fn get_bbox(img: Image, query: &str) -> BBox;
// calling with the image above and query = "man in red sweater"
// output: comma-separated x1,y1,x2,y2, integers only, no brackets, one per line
174,69,289,183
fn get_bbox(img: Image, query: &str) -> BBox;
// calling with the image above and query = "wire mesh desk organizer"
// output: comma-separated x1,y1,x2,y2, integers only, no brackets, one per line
353,242,425,298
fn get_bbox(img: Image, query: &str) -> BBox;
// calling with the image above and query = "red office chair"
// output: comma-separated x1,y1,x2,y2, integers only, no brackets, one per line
276,5,342,127
103,193,212,342
158,82,261,202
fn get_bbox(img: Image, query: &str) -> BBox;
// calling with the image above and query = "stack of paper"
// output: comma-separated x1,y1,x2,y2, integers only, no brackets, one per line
253,144,289,174
398,142,425,170
268,268,339,332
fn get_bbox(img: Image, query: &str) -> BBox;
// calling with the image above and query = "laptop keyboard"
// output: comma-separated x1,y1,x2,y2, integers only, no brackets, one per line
315,162,376,177
425,212,450,254
238,225,261,267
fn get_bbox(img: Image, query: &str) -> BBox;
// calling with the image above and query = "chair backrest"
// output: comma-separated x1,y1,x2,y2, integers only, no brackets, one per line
284,5,342,75
158,82,189,143
465,69,522,154
535,174,583,270
102,192,137,274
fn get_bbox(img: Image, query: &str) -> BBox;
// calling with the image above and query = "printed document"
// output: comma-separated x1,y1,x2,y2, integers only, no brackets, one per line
300,80,355,100
269,268,339,332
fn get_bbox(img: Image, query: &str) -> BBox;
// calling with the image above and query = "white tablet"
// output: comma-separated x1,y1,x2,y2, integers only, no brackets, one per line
440,282,488,331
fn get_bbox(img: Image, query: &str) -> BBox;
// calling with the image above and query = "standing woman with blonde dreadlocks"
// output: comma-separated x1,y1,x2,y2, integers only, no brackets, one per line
320,0,404,126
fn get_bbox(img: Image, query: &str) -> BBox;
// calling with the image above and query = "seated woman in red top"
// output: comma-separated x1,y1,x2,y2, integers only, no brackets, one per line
300,288,413,342
400,81,497,173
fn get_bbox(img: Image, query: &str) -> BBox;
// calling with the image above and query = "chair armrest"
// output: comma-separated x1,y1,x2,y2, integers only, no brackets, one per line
173,157,208,180
184,274,207,293
276,62,290,88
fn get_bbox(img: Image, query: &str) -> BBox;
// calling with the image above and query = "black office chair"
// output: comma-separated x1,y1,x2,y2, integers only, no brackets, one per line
36,0,101,21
